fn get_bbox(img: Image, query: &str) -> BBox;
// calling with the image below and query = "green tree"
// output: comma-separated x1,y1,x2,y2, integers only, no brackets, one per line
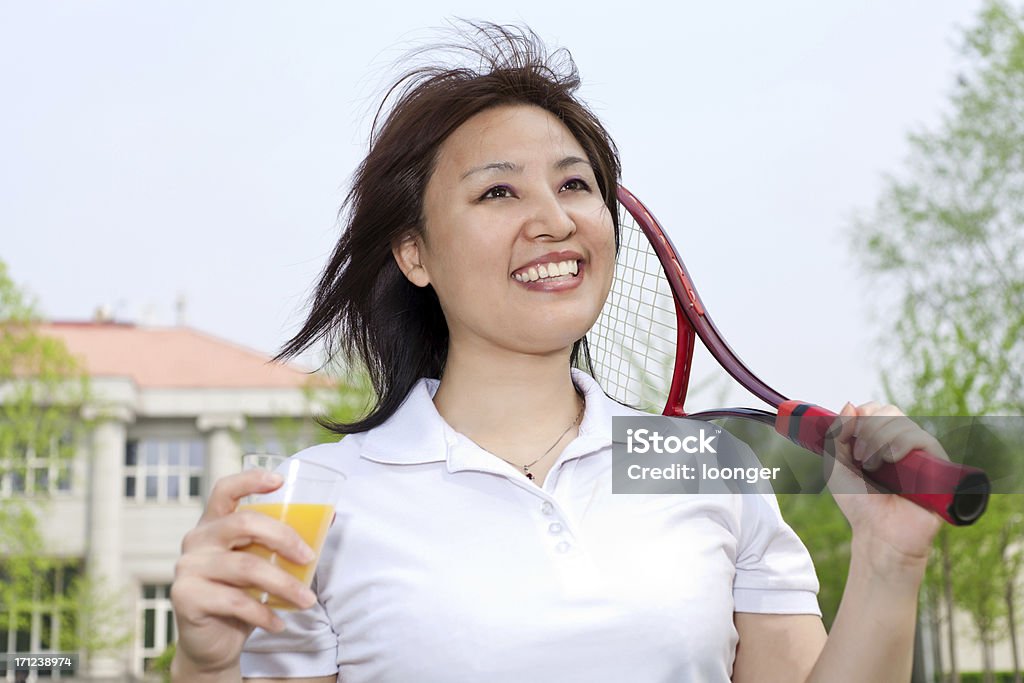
0,260,129,667
0,259,84,626
853,0,1024,418
852,3,1024,679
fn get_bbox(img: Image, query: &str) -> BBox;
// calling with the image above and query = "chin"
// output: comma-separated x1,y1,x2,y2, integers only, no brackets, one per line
517,328,593,357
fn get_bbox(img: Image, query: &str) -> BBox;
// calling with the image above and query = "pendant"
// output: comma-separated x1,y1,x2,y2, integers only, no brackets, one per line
524,467,534,480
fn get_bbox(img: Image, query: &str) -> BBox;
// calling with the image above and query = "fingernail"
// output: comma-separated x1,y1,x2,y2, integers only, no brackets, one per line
267,472,283,486
270,615,285,632
301,587,317,607
300,544,316,563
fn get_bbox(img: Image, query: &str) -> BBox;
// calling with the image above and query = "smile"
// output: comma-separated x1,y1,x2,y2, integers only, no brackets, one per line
512,259,580,283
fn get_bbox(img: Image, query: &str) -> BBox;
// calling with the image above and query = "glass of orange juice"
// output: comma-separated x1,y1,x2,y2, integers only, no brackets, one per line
238,454,345,610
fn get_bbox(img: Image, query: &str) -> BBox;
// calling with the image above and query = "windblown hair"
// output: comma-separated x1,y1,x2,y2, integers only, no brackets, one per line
276,22,621,433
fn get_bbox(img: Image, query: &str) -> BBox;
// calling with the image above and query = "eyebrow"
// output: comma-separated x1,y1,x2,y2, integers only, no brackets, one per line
459,156,592,181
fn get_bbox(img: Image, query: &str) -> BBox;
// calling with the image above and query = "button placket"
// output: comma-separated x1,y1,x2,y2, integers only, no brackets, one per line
536,497,576,555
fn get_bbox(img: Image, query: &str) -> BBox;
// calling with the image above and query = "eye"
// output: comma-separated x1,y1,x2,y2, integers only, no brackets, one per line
561,177,591,192
480,185,515,200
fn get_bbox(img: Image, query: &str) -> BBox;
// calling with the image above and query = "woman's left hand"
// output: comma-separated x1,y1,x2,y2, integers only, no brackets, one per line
826,402,945,573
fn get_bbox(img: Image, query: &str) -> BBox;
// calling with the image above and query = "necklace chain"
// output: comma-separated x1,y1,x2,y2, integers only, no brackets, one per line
496,400,585,481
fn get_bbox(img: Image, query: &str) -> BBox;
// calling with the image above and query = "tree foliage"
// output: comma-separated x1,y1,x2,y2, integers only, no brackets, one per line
0,259,124,659
0,261,88,482
853,0,1024,417
0,258,87,577
852,2,1024,678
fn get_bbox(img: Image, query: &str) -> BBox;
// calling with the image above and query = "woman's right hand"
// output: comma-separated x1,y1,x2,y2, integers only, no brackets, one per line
170,469,319,677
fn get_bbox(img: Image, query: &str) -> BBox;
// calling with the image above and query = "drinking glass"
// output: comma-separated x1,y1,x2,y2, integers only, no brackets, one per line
238,454,345,609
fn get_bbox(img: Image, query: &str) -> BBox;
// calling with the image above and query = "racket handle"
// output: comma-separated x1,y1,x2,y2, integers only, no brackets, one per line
775,401,990,526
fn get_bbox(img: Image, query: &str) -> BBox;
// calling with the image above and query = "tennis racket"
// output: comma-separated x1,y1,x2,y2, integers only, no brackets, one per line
584,185,990,526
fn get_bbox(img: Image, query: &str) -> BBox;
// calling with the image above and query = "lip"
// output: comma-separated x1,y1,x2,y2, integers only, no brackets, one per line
511,250,585,292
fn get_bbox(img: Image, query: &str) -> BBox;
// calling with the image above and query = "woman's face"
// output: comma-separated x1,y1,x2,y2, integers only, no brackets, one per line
395,104,616,358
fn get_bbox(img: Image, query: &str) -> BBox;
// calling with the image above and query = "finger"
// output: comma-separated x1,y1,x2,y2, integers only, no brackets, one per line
176,550,318,611
887,430,949,463
862,424,949,470
171,575,285,633
853,400,887,418
853,411,940,471
201,470,284,521
828,402,858,449
184,511,316,566
852,413,905,466
851,402,900,437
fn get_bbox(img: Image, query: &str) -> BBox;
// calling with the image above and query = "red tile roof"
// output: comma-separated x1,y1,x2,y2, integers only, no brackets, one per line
41,322,319,389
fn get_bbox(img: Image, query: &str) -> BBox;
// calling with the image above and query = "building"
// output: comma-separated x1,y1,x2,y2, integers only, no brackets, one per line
0,321,332,681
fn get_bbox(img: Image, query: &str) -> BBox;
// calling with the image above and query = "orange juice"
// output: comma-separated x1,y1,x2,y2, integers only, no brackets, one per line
237,502,335,609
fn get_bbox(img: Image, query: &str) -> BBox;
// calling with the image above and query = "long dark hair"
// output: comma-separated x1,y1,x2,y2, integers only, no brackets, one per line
276,22,621,433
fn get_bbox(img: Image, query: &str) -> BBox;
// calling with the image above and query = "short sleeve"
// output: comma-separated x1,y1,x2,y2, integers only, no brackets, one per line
240,570,339,678
732,490,821,616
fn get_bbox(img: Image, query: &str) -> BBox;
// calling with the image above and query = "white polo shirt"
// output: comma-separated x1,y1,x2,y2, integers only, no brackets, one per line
241,370,820,682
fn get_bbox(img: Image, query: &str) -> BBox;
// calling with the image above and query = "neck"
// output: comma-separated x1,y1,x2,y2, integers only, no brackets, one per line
432,342,582,460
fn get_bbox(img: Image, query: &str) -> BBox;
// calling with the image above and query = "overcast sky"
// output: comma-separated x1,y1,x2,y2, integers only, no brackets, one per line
0,1,985,412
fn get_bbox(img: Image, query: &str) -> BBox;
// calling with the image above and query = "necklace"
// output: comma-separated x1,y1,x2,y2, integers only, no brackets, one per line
497,400,585,481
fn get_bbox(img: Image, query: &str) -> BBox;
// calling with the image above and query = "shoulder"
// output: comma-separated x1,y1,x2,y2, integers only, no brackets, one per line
291,434,367,468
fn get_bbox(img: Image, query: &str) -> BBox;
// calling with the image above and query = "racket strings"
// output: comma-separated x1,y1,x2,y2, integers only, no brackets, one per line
586,206,679,413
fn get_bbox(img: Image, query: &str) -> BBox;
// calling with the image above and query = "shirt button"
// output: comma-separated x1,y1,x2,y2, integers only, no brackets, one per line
540,502,554,515
555,541,571,554
548,522,563,535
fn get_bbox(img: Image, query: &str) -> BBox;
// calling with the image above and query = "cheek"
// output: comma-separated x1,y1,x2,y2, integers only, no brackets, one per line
424,234,510,308
596,221,618,283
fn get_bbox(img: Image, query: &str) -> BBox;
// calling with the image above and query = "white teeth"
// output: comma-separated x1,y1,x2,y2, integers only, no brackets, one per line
513,260,580,283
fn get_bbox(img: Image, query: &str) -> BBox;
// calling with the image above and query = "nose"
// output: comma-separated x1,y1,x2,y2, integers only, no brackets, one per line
523,191,577,241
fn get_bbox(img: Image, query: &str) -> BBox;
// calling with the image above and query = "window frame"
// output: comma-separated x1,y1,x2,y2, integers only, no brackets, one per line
123,438,204,504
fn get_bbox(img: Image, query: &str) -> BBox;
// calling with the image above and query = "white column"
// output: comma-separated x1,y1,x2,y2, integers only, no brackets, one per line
197,413,246,502
82,404,133,680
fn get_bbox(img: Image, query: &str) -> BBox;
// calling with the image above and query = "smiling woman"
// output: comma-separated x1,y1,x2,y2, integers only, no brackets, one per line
263,28,623,439
169,21,942,683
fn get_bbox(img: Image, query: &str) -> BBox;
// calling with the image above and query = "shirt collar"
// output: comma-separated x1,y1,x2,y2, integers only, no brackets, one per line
359,368,624,467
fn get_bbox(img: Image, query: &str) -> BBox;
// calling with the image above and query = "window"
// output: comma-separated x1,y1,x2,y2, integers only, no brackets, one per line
0,435,73,497
124,439,204,503
0,562,80,681
136,584,175,677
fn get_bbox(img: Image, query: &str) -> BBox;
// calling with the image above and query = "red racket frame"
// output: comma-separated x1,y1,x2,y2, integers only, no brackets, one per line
615,185,990,526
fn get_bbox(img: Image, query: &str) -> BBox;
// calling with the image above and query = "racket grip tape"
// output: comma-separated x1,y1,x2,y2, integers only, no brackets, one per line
775,401,990,526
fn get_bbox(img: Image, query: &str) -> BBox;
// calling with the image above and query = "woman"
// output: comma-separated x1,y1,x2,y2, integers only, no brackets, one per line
170,24,944,683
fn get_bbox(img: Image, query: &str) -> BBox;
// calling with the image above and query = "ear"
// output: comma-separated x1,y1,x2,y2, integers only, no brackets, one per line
392,233,431,288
